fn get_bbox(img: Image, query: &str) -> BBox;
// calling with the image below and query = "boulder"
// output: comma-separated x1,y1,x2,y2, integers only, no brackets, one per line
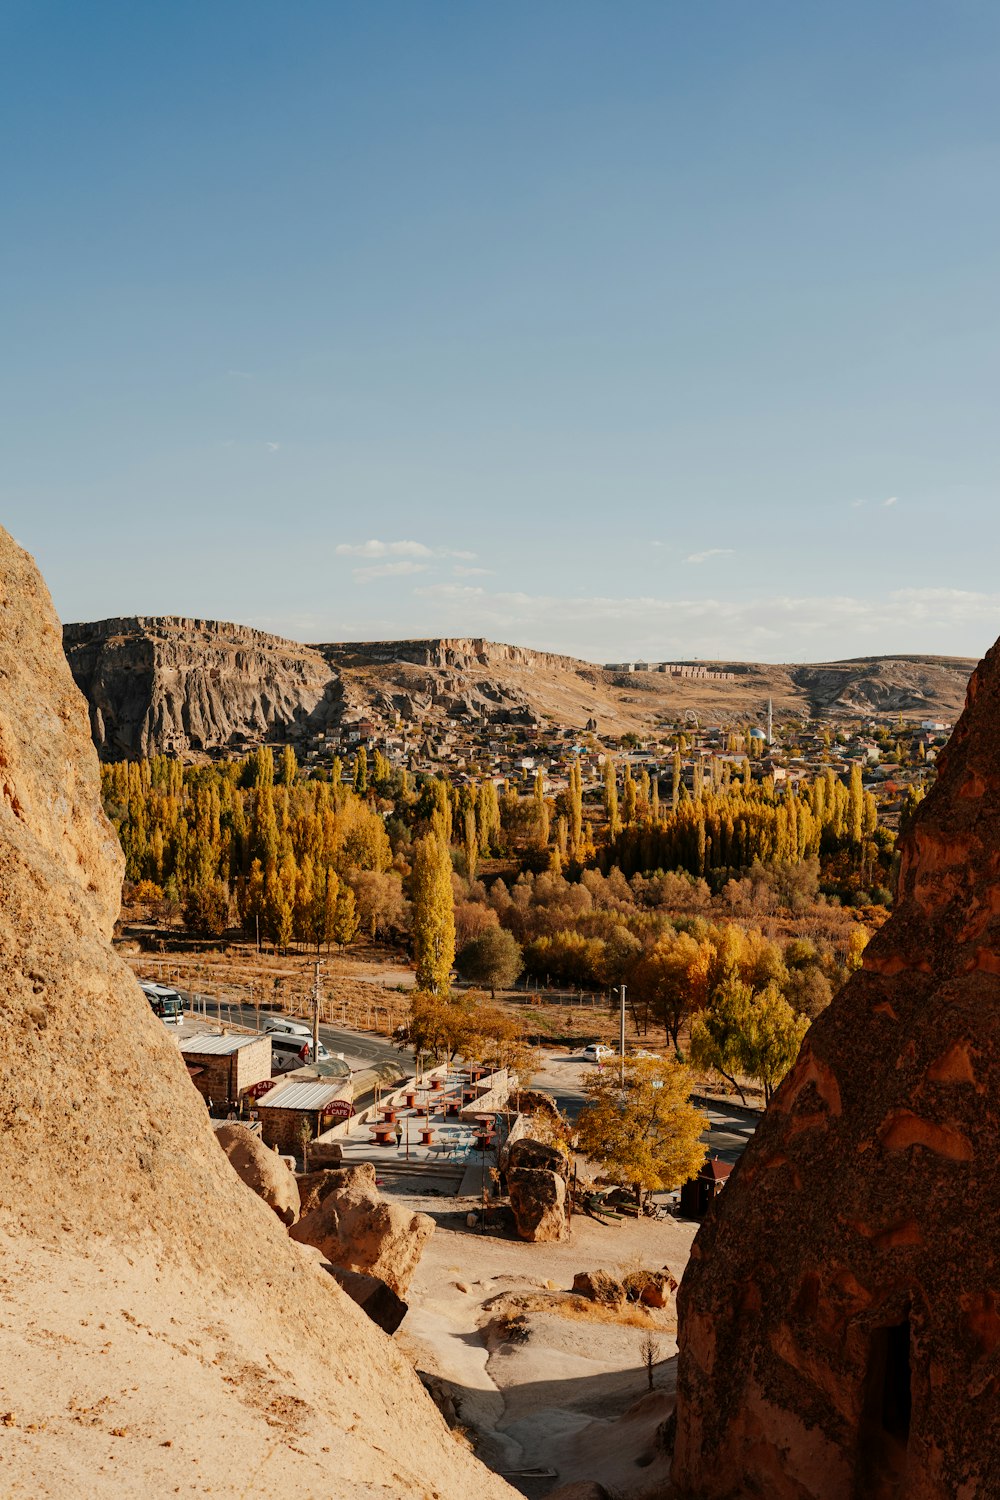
306,1139,343,1169
296,1162,376,1218
621,1266,679,1310
673,636,1000,1500
326,1267,408,1336
572,1269,626,1308
290,1174,434,1296
506,1136,569,1177
215,1123,301,1226
508,1167,567,1243
639,1268,679,1310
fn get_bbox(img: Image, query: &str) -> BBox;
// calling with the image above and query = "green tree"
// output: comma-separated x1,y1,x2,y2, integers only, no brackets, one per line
575,1057,707,1207
455,926,523,997
410,831,455,993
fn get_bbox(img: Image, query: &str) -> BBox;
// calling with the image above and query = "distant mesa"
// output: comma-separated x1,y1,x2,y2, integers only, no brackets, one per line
63,615,976,761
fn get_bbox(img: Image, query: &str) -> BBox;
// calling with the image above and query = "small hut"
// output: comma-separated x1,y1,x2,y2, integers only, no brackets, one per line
680,1156,732,1220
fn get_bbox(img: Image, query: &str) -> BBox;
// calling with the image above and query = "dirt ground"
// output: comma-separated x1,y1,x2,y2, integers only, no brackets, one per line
395,1193,699,1497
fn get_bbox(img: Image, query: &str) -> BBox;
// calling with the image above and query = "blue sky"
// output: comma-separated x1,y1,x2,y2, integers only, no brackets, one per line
3,1,999,662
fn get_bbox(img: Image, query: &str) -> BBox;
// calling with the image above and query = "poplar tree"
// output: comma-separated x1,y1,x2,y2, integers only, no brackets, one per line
411,832,455,993
604,757,620,837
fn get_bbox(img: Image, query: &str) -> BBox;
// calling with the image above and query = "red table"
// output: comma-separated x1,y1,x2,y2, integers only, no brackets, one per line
419,1127,435,1146
370,1126,395,1147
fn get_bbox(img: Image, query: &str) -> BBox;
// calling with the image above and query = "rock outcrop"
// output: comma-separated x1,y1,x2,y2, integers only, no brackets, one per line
673,635,1000,1500
63,615,340,759
507,1138,570,1243
214,1122,301,1226
290,1167,435,1297
572,1270,626,1309
326,1266,409,1336
64,615,975,761
0,529,513,1499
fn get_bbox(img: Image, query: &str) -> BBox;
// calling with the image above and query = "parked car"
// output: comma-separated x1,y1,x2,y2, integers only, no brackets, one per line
581,1043,616,1063
263,1015,312,1038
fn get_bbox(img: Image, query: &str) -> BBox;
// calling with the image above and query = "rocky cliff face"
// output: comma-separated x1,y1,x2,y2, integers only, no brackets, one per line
672,636,1000,1500
64,616,976,760
1,532,513,1500
64,616,340,758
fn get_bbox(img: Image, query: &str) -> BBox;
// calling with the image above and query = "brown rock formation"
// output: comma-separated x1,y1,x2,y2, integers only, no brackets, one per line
672,637,1000,1500
64,615,975,761
507,1138,570,1243
326,1266,409,1336
290,1170,435,1297
214,1122,301,1226
0,529,513,1499
572,1270,626,1308
63,615,339,758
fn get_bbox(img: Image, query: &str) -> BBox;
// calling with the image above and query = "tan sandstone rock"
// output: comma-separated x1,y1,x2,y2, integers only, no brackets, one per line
215,1122,301,1226
572,1269,626,1308
290,1172,435,1297
673,639,1000,1500
0,528,514,1500
506,1137,569,1243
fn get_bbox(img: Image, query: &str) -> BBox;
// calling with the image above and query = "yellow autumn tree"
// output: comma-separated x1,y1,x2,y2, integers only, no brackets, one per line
410,831,455,993
575,1057,707,1206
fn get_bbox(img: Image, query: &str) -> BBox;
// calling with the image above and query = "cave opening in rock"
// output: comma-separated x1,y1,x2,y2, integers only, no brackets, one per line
857,1309,912,1496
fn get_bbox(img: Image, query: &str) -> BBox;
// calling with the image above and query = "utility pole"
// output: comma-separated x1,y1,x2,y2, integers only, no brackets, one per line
312,961,321,1064
619,984,627,1087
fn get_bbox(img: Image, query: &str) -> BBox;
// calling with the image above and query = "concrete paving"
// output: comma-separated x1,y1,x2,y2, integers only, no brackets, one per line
335,1069,505,1197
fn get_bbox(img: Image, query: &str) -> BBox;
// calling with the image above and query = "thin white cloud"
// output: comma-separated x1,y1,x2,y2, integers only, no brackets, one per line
850,499,866,509
354,560,429,583
884,496,898,507
265,441,280,452
337,539,433,559
336,539,477,564
453,565,492,577
405,582,999,662
685,547,735,565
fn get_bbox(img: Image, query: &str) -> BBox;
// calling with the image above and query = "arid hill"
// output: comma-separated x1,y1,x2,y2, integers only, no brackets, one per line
64,616,975,759
1,533,513,1498
672,635,1000,1498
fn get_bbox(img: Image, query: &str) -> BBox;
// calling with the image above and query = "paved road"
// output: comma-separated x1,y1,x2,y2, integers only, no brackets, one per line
176,991,415,1071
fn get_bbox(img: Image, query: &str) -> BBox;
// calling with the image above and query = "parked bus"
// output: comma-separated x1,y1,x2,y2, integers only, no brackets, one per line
140,981,184,1025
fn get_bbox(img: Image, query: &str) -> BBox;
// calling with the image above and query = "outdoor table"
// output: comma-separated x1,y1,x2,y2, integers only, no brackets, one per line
430,1076,443,1091
474,1131,494,1151
370,1126,395,1146
380,1107,397,1124
404,1091,416,1108
446,1101,461,1117
419,1127,435,1146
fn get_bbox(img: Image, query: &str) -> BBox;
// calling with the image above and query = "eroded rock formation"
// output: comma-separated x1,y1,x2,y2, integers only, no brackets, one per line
290,1166,435,1297
672,637,1000,1500
507,1138,569,1243
0,529,513,1499
214,1121,301,1226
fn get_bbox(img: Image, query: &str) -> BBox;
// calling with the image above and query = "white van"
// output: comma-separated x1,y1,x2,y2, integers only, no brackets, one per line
270,1033,332,1075
262,1016,312,1038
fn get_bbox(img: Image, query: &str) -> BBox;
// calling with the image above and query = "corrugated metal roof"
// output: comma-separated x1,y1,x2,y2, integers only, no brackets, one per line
257,1081,348,1111
180,1033,269,1057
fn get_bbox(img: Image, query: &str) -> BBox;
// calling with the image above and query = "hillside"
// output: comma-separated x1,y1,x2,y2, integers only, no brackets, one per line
2,534,513,1499
64,616,976,759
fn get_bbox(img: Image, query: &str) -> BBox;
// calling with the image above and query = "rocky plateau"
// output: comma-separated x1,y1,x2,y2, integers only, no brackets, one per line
63,615,975,760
